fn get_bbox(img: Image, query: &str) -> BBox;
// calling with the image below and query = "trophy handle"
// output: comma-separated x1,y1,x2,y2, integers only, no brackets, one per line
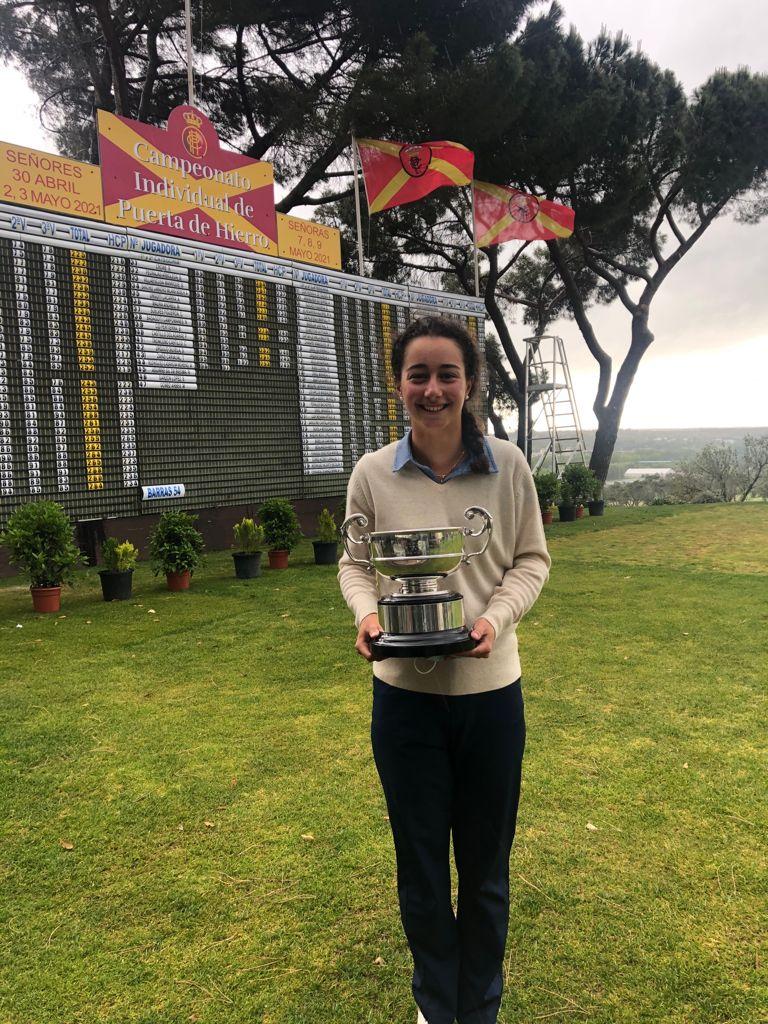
461,506,493,564
340,514,374,572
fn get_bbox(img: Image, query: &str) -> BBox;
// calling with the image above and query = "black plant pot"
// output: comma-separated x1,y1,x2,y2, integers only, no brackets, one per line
588,499,605,517
313,541,338,565
99,569,133,601
233,551,262,579
558,504,577,523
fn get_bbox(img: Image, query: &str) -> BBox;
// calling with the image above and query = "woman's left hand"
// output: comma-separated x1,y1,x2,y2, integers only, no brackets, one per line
452,617,496,658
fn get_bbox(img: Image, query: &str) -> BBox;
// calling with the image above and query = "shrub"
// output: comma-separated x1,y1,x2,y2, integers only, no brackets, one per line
533,471,559,512
101,538,138,572
149,511,204,575
561,463,598,504
257,498,302,552
233,517,264,553
316,508,338,543
558,479,576,506
0,501,82,587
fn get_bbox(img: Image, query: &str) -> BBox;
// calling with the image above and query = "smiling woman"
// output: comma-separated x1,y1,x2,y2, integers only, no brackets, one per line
338,314,551,1024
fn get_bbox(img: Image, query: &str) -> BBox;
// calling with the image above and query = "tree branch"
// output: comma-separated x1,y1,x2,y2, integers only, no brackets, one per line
137,16,161,122
257,24,307,90
497,241,530,279
92,0,131,114
235,24,262,150
577,238,637,315
276,133,351,211
546,239,612,414
300,188,355,205
648,177,685,263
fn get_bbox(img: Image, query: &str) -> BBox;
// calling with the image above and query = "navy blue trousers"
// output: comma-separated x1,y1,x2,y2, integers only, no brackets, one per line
371,676,526,1024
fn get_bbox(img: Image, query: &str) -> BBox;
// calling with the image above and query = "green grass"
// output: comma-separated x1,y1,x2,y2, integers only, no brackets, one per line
1,506,767,1024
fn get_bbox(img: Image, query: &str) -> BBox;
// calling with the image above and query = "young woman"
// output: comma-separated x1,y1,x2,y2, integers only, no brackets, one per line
338,316,550,1024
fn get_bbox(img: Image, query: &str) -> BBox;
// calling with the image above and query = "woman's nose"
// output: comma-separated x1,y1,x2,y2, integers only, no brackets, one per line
424,376,442,397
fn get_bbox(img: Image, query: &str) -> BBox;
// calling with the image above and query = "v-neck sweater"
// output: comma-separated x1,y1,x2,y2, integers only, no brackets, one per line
337,435,551,695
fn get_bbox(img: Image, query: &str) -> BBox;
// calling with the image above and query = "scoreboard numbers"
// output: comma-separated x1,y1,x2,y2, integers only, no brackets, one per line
0,204,485,522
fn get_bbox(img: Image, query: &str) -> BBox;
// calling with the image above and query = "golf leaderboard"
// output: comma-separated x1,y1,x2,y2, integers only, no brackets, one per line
0,202,486,523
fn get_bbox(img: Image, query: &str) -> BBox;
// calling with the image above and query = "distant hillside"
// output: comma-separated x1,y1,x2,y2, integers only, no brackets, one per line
532,426,768,480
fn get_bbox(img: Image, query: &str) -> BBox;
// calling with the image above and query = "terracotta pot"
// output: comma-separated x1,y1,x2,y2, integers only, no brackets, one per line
541,509,554,525
268,549,289,570
31,586,61,613
166,570,191,591
575,504,585,519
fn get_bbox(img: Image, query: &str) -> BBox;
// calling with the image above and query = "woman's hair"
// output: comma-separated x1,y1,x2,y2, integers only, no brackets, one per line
391,315,490,474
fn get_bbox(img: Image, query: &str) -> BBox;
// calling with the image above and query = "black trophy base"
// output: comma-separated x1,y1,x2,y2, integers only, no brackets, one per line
370,627,477,661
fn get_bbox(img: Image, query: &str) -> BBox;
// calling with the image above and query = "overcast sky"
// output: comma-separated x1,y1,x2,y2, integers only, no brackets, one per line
0,1,765,429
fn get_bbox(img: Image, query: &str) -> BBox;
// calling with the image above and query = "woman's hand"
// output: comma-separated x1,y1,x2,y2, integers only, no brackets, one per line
355,612,382,662
452,617,496,659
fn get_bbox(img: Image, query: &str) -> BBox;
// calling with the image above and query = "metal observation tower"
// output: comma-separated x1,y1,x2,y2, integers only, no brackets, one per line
523,335,588,474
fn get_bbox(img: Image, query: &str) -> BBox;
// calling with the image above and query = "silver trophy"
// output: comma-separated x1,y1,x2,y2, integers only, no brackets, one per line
341,507,493,660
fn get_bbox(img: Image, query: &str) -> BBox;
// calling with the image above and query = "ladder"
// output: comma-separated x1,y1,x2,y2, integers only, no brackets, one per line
524,335,588,474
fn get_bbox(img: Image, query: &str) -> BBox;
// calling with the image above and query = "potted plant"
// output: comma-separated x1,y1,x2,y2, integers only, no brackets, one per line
0,500,82,612
313,508,339,564
99,538,138,601
587,476,605,517
257,498,302,569
533,471,559,525
232,517,264,579
149,510,204,591
561,463,596,520
557,478,577,522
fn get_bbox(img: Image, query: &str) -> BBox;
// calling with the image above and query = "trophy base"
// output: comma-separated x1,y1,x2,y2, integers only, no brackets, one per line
370,627,477,661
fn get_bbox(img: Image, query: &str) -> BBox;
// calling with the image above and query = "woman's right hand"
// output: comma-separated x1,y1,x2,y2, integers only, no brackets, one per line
355,613,382,662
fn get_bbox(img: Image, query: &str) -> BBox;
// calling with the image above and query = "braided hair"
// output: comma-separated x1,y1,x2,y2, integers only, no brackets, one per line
391,315,490,474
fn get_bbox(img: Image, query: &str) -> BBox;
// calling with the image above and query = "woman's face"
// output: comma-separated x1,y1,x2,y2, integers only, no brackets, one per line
397,335,472,437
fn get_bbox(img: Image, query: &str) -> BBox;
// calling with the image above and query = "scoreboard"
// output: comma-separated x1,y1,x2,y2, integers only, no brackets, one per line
0,202,486,524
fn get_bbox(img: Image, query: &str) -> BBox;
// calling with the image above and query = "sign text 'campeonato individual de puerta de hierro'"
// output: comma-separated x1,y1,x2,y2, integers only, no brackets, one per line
97,105,278,255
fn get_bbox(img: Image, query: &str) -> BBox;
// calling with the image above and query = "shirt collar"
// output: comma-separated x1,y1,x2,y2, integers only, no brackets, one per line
393,429,499,474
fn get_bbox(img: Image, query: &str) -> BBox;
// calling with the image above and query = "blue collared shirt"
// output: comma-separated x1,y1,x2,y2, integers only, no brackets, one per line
393,429,499,483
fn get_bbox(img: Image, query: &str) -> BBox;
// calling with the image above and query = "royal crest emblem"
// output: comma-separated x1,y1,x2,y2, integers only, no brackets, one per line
181,111,207,158
508,192,540,223
399,144,432,178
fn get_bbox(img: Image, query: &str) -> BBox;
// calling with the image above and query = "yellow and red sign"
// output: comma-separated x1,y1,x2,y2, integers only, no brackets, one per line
0,141,103,220
357,137,474,214
277,213,341,270
97,105,277,254
473,180,574,245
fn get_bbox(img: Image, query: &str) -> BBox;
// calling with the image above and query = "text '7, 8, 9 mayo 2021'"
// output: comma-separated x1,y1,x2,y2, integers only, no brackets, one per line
0,202,486,522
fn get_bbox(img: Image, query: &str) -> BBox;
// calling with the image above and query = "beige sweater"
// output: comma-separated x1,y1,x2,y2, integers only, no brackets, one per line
337,436,551,695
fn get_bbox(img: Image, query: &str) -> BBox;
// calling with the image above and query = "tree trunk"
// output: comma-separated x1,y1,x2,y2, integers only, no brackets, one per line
92,0,131,115
590,313,654,482
488,407,509,440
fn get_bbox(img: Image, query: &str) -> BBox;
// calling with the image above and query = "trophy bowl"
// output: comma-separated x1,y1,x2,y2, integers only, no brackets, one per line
368,526,466,579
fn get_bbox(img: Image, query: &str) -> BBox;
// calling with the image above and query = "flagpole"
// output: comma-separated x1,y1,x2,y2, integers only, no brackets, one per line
351,133,366,277
470,180,480,298
184,0,195,106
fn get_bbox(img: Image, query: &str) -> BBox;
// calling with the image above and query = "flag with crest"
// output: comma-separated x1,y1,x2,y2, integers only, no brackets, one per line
356,138,474,214
473,180,574,245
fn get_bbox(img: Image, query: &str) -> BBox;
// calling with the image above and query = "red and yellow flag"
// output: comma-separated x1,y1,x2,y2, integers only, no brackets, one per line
357,138,474,214
473,180,574,245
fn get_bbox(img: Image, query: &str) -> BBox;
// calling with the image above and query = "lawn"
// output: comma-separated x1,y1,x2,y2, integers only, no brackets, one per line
1,505,766,1024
